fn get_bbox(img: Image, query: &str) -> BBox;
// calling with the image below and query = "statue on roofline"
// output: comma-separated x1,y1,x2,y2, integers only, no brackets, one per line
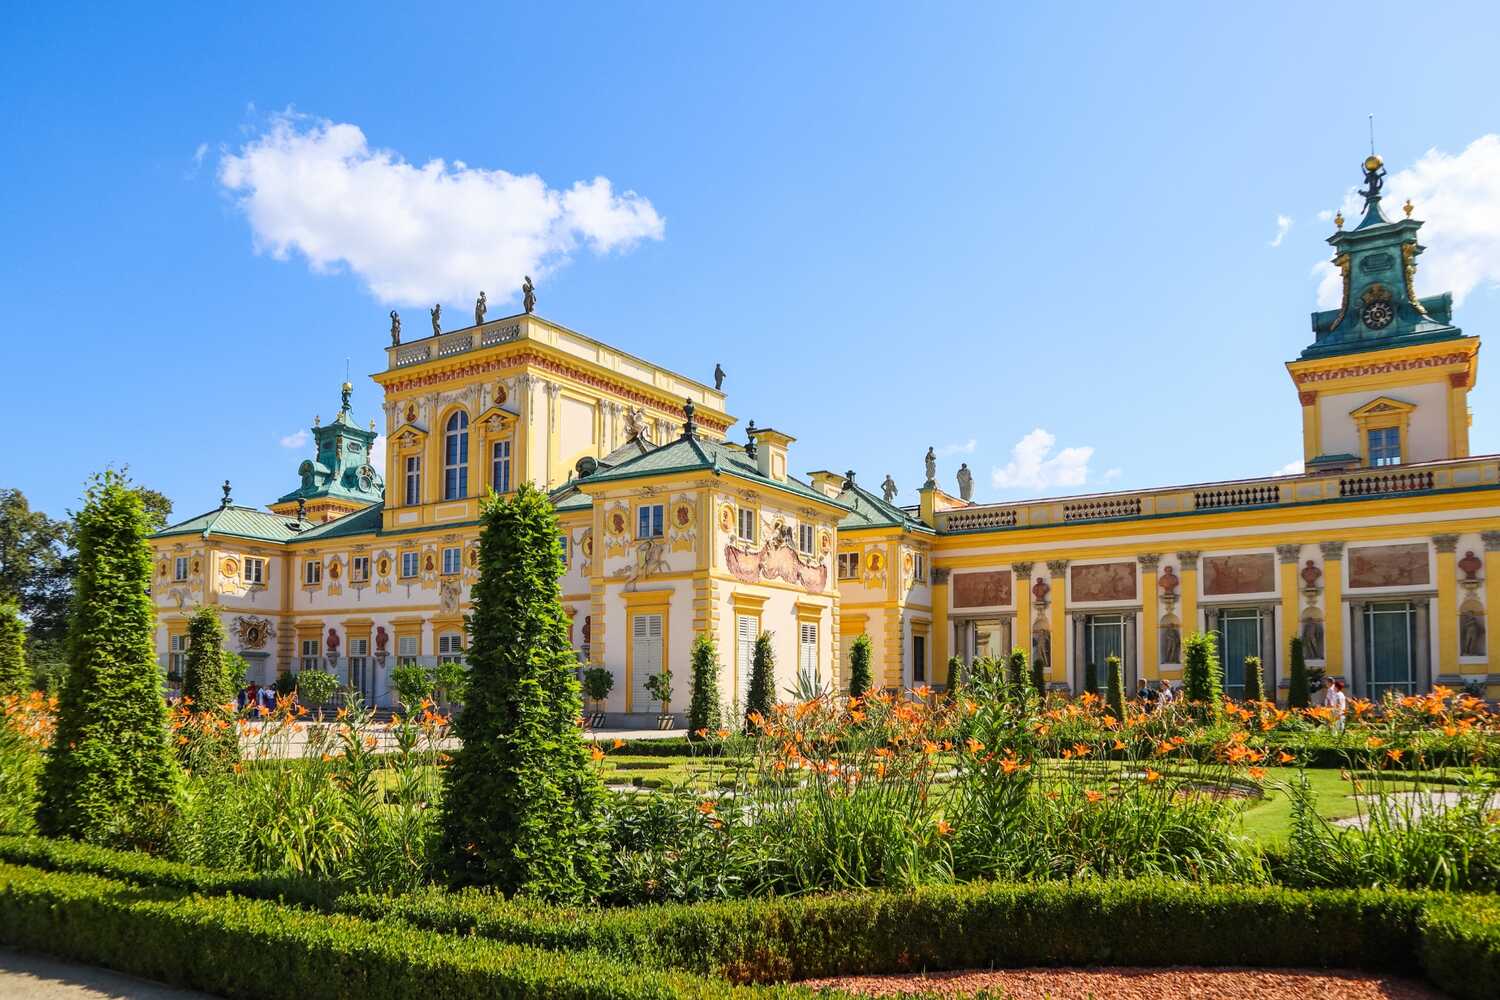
522,276,536,314
714,363,726,391
956,463,973,502
924,447,937,486
430,303,441,336
881,474,898,504
389,310,401,346
475,291,487,327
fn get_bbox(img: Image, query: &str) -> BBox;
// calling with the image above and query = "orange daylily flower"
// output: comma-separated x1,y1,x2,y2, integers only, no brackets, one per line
1386,748,1404,763
612,738,625,749
1085,789,1103,804
1277,751,1295,764
1247,767,1266,780
697,800,716,815
934,819,952,836
1144,769,1162,783
589,746,605,762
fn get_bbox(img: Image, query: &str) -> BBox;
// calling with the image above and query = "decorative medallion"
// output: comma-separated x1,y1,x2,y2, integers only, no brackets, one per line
608,509,629,536
581,530,594,558
718,503,734,533
328,560,341,580
1031,576,1051,605
232,615,274,650
377,556,391,577
404,403,417,423
494,382,508,406
672,500,695,529
220,556,241,578
1359,284,1395,330
818,529,833,556
1301,559,1322,590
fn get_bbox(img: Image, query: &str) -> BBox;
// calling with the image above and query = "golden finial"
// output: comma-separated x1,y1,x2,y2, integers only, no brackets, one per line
1402,198,1414,218
1334,211,1344,230
1363,153,1383,173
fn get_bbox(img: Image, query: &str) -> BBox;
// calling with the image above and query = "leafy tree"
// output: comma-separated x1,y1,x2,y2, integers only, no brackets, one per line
0,488,71,644
0,602,26,695
390,662,433,711
744,631,775,730
131,486,173,533
433,659,468,706
295,668,339,708
644,669,673,713
1244,655,1266,703
438,483,606,901
581,667,613,715
687,633,720,735
1288,637,1309,709
848,632,873,700
1182,630,1223,720
37,471,179,845
1105,654,1125,721
180,607,238,768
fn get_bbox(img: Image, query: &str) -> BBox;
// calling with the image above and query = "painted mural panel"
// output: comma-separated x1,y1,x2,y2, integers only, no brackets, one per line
1069,562,1136,603
953,570,1012,609
1203,553,1276,596
1348,543,1430,589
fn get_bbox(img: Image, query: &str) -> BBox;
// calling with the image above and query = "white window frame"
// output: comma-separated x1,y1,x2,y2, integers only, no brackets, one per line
912,552,926,584
396,635,419,659
441,546,462,576
404,456,422,506
351,555,369,582
443,411,470,500
638,504,664,539
737,507,757,543
400,552,419,579
304,560,322,586
243,556,265,586
837,552,860,580
799,621,819,687
558,534,569,568
798,523,815,555
300,638,320,672
491,439,512,493
174,556,189,582
168,633,189,676
437,633,464,664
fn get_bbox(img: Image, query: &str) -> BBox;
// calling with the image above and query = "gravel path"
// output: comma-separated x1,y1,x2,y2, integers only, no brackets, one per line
801,965,1448,999
0,950,211,999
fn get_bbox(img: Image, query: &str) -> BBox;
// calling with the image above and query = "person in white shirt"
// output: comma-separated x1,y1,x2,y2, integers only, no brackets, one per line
1327,679,1348,733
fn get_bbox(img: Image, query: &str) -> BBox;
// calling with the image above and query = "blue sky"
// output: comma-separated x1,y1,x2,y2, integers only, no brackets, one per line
4,2,1499,522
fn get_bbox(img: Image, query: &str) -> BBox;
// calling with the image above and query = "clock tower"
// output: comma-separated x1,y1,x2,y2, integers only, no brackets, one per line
1287,154,1479,472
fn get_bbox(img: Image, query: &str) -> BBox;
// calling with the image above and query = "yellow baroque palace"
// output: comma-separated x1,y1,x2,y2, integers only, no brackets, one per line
151,158,1500,717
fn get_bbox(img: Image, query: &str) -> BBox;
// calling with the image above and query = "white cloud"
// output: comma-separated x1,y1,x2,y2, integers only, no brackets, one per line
218,111,665,306
1315,134,1500,308
279,429,309,449
193,143,208,167
1102,467,1122,482
1316,208,1334,222
989,428,1094,492
1269,214,1292,247
371,434,386,472
1271,459,1305,477
938,438,977,456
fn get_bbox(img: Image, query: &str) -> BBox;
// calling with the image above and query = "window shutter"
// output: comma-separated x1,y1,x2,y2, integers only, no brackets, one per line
736,615,757,704
632,614,663,711
799,622,818,685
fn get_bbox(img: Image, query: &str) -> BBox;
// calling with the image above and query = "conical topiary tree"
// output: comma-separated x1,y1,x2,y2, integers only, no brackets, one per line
438,483,606,901
1288,636,1309,709
1084,661,1099,696
180,607,238,768
687,633,720,736
1244,655,1266,703
848,632,873,700
745,631,775,731
1182,630,1223,720
1007,648,1028,702
38,471,179,844
0,603,26,695
945,655,964,695
1106,654,1125,721
1031,648,1046,698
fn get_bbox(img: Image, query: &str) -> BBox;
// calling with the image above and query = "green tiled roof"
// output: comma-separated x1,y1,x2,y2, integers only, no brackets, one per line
296,502,385,540
836,479,932,534
154,505,308,543
577,432,842,508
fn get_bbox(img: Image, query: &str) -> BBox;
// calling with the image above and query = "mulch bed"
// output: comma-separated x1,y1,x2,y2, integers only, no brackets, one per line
800,966,1448,999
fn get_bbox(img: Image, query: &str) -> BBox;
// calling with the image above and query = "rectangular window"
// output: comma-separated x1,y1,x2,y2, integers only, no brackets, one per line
837,552,860,580
912,633,927,684
348,637,369,657
397,635,419,659
799,621,819,687
558,534,569,568
631,613,664,710
243,557,265,585
300,638,320,672
912,553,926,584
735,614,758,704
174,556,189,581
351,556,369,582
737,507,756,542
400,552,419,579
1369,427,1401,467
304,560,322,586
168,633,189,677
638,504,664,539
798,524,815,555
437,633,464,664
404,456,421,506
441,547,461,575
491,440,512,494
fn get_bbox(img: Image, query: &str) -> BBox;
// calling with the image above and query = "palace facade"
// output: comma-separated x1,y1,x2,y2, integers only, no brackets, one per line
151,157,1499,715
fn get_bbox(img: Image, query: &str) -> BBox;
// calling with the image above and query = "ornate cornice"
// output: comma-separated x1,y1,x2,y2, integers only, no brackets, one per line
1136,553,1160,570
1482,531,1500,552
1276,544,1302,564
1320,541,1346,560
1290,349,1473,385
1046,559,1069,576
1175,550,1200,569
1432,533,1460,554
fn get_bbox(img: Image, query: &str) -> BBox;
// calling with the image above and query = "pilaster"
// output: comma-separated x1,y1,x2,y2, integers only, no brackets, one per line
1012,561,1033,669
931,567,951,687
1277,544,1301,703
1483,532,1500,674
1321,541,1346,678
1137,553,1159,681
1177,551,1200,639
1434,534,1460,675
1047,559,1068,684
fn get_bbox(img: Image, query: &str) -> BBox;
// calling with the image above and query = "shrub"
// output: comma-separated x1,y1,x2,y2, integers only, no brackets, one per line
1420,894,1500,1000
1030,649,1045,697
296,668,339,708
0,692,52,834
438,483,607,902
1006,649,1027,700
178,608,238,770
1182,630,1222,720
687,634,720,735
1105,654,1124,721
37,471,179,846
1288,636,1310,709
847,633,872,700
1245,656,1266,703
744,632,775,730
945,656,963,693
433,659,468,705
272,671,299,697
0,604,26,695
1083,661,1098,695
581,667,614,713
645,670,674,713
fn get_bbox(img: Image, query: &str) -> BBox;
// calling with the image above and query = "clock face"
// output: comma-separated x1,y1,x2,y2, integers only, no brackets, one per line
1362,300,1395,330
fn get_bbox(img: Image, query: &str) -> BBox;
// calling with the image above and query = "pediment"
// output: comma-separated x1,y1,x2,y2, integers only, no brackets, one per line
389,422,429,450
1349,396,1416,418
476,405,518,433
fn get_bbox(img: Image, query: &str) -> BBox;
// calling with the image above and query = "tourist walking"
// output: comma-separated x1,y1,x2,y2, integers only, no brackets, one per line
1328,679,1348,732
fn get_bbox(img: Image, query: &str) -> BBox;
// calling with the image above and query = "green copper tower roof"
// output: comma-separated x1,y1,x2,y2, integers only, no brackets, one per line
1301,154,1471,360
274,382,385,508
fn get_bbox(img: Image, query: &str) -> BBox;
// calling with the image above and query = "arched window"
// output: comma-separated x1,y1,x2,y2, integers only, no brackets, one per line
444,411,469,500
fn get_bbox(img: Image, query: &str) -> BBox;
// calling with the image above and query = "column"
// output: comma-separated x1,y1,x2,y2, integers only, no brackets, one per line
1434,534,1460,683
1123,614,1137,691
1047,559,1069,686
1012,561,1033,667
1072,612,1087,692
931,568,951,688
1485,533,1500,677
544,381,562,489
1299,390,1320,465
1137,553,1160,682
1177,551,1200,638
1321,541,1346,680
1276,544,1301,700
1414,600,1432,692
1349,598,1366,695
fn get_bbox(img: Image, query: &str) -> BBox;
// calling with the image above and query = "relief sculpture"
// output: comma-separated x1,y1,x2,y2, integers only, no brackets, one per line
1069,562,1136,602
725,522,829,591
953,570,1012,609
1348,544,1430,589
1203,553,1276,596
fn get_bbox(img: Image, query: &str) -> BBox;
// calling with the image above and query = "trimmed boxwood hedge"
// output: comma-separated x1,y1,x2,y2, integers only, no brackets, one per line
0,863,826,1000
1419,894,1500,998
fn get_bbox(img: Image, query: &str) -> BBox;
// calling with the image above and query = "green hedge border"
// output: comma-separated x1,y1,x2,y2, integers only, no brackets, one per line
2,835,1495,1000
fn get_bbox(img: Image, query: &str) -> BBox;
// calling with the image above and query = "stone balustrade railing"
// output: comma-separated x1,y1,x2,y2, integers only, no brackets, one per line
934,455,1499,534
